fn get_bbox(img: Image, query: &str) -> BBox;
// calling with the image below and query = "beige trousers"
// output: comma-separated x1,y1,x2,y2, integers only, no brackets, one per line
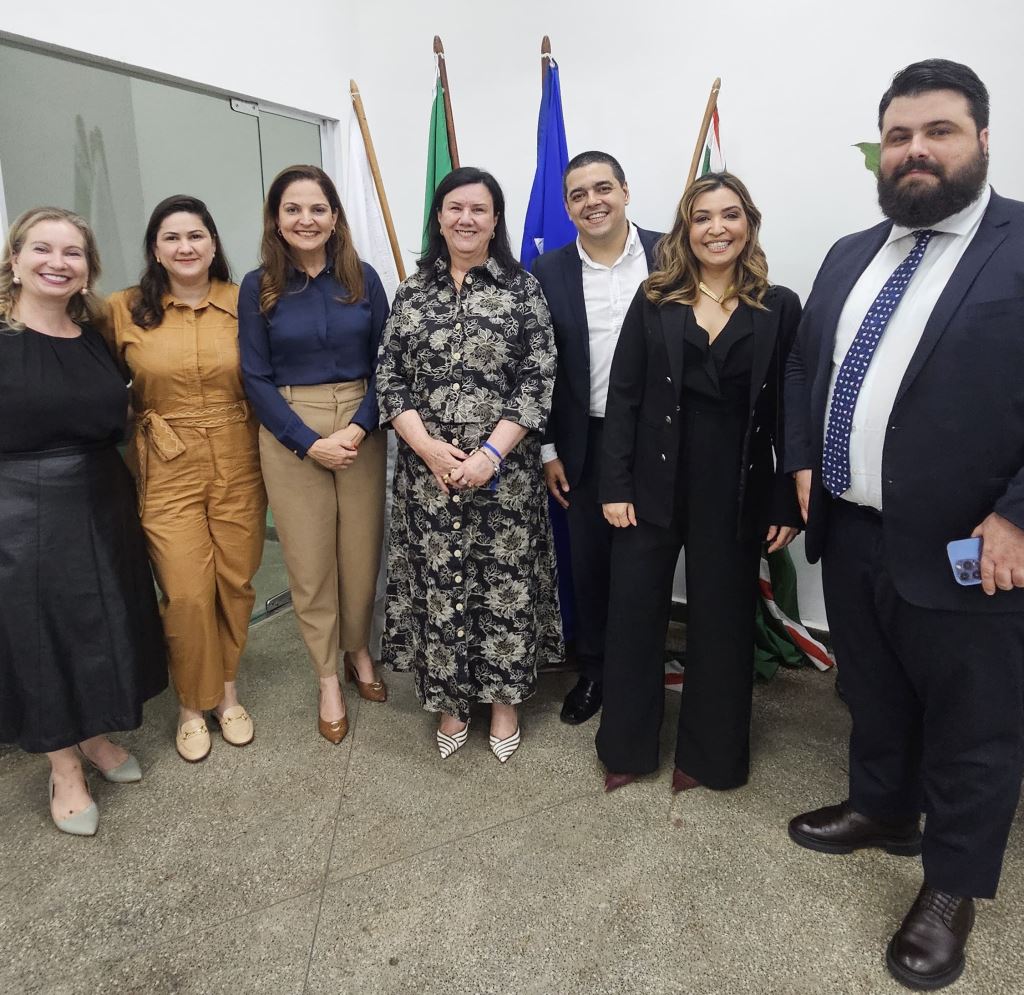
258,381,386,678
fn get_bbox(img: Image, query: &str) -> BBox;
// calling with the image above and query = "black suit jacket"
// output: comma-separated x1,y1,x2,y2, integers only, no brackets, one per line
784,190,1024,612
532,227,663,488
600,284,803,536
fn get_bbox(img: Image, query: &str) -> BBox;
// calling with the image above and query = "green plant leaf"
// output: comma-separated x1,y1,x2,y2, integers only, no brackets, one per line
854,141,881,177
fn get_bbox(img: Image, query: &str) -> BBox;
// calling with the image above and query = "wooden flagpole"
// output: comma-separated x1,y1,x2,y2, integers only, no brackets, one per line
349,80,406,281
686,77,722,189
541,35,551,85
433,35,460,168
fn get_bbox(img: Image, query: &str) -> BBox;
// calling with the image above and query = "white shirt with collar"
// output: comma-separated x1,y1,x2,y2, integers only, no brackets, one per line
542,222,649,464
826,186,991,509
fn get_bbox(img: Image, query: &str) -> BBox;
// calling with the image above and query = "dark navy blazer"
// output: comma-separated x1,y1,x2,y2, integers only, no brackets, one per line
784,190,1024,612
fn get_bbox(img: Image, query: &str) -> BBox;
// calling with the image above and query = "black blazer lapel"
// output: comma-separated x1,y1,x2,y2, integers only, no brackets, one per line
894,201,1012,406
659,302,687,392
560,248,590,369
748,303,778,411
637,227,663,269
809,225,891,440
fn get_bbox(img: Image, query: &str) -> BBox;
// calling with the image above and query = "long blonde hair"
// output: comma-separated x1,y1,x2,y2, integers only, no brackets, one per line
0,207,105,330
645,172,770,310
257,164,364,314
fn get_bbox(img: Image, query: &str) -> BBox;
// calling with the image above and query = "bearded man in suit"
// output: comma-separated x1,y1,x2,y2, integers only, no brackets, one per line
785,59,1024,990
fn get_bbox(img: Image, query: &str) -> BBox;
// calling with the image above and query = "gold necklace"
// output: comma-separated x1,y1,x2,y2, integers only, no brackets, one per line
698,281,724,304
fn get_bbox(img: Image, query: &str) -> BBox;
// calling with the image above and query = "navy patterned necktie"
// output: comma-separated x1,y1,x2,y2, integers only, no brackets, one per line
822,228,937,498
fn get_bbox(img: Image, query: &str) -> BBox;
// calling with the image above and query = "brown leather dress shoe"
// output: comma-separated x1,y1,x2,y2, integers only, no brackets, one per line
788,800,922,855
318,713,349,745
344,655,388,703
886,884,975,990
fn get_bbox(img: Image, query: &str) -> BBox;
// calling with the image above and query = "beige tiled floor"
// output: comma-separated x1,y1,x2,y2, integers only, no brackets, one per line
2,610,1021,995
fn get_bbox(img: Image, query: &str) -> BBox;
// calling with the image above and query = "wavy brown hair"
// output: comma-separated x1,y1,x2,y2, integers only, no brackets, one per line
257,164,363,314
0,207,105,331
645,172,770,310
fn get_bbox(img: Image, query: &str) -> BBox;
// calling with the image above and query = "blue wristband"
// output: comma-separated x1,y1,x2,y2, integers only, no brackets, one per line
481,441,503,464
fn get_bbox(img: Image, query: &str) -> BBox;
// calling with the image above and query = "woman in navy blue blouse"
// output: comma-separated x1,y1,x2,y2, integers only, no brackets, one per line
239,164,389,744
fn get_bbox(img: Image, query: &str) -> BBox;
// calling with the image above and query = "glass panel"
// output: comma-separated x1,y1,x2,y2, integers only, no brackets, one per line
129,80,265,276
258,111,323,184
0,41,327,624
0,43,146,294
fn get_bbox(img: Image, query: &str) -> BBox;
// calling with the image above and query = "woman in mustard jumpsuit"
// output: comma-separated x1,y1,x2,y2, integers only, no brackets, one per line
107,195,266,762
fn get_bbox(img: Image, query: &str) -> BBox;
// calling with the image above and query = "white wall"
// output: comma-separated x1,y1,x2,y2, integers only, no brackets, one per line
5,0,1024,627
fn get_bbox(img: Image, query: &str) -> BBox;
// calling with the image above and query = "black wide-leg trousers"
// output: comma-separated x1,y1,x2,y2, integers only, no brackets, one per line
821,500,1024,898
596,405,760,789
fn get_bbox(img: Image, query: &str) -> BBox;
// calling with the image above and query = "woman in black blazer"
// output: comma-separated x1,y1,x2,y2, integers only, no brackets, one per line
596,172,802,793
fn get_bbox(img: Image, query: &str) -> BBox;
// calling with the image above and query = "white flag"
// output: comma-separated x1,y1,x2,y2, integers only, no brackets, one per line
344,113,400,300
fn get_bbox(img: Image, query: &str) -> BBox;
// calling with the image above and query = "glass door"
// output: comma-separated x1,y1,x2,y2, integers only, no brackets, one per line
0,39,327,622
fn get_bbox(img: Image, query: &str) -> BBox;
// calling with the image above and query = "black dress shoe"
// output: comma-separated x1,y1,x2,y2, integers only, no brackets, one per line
560,676,602,725
788,800,922,855
886,884,975,990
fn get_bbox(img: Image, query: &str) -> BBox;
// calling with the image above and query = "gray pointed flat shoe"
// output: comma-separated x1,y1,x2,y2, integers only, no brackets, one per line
96,754,142,783
49,774,99,837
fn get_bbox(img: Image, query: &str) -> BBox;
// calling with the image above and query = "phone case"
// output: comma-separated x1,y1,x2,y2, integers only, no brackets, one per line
946,537,982,586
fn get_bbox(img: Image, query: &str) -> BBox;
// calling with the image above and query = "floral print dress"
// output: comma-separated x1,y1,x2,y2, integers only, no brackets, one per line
376,257,563,718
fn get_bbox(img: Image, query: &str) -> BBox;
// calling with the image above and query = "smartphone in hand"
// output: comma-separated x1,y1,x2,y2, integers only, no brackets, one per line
946,537,982,586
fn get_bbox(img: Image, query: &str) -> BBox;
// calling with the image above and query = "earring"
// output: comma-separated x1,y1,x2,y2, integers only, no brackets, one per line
490,231,496,240
81,287,90,296
12,275,20,285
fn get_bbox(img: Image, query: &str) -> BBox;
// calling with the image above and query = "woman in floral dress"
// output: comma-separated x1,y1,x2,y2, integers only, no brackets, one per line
376,167,561,763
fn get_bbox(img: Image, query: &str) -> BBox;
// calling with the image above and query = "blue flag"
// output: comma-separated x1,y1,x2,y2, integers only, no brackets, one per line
520,60,576,269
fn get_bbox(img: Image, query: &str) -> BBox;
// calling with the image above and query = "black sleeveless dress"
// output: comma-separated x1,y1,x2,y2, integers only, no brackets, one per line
0,323,166,752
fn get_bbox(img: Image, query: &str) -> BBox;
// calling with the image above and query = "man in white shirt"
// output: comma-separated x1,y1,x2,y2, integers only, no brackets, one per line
532,152,663,724
785,60,1024,991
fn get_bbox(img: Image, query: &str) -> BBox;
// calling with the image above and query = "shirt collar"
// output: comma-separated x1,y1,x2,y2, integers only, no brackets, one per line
577,222,642,271
162,279,238,317
885,185,992,247
432,254,512,287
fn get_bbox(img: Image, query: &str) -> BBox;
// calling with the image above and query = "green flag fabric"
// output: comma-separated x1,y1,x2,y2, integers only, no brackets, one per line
422,79,453,251
754,548,834,679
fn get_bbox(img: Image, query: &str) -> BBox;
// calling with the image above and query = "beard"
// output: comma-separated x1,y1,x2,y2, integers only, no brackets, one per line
877,146,988,228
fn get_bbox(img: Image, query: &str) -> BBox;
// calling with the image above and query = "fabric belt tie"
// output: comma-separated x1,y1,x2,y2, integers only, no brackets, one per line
134,400,250,513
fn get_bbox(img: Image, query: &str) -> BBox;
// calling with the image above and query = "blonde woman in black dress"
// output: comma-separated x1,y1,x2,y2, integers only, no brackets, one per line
0,208,166,836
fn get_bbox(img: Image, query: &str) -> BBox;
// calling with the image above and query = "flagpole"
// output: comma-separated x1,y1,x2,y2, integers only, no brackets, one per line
685,77,722,189
541,35,551,85
432,35,460,169
349,80,407,282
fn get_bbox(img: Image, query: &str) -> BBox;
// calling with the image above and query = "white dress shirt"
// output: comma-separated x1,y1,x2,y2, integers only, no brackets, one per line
542,223,649,464
825,187,991,509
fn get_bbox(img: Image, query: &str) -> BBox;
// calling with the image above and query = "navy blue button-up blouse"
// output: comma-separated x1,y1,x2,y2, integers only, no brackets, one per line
238,262,389,458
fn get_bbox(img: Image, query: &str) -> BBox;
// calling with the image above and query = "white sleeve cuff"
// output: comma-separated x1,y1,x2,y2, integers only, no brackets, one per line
541,444,559,464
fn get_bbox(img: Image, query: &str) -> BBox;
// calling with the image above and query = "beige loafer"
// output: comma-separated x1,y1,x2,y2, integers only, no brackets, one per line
209,705,254,747
176,718,211,762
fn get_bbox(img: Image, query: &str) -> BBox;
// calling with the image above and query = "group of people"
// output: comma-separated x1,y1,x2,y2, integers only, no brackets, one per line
1,56,1021,992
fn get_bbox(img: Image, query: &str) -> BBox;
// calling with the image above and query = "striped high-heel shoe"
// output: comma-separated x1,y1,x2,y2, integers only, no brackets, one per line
436,719,470,759
489,727,521,764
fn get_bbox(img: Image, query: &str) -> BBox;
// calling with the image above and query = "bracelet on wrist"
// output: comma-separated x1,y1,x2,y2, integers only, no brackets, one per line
473,447,500,471
481,440,504,464
471,446,502,492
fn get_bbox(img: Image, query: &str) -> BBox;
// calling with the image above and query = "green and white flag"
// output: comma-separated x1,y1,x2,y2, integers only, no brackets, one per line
422,64,453,252
701,108,724,175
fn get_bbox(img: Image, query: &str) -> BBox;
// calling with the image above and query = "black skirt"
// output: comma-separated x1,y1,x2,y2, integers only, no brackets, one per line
0,444,167,752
